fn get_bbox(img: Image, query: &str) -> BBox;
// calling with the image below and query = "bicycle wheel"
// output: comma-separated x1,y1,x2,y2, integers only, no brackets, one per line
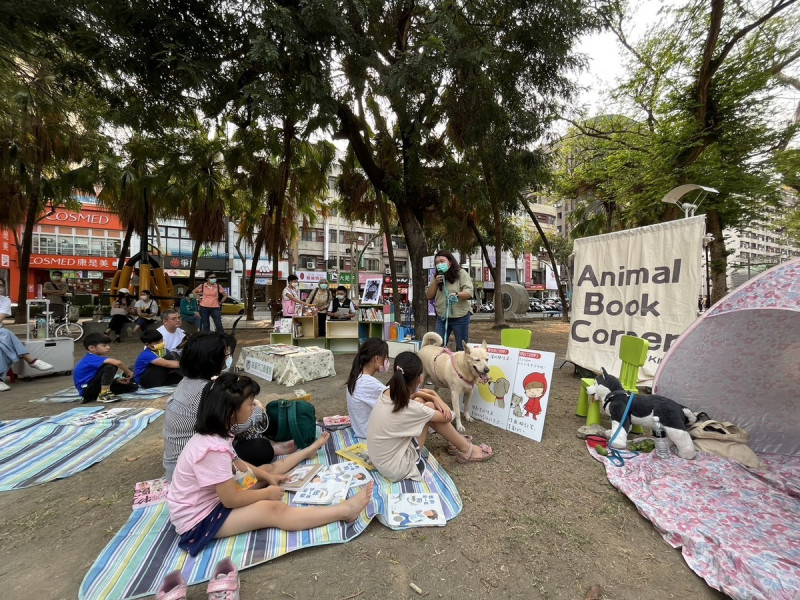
55,322,84,342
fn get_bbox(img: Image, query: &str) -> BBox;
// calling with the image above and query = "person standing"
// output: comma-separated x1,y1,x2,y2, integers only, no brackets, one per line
307,278,332,336
43,270,69,321
281,274,312,317
179,291,201,328
328,286,357,320
193,272,227,333
425,250,473,351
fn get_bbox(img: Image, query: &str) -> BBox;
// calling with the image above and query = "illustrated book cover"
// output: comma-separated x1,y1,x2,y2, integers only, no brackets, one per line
387,493,446,527
335,442,376,470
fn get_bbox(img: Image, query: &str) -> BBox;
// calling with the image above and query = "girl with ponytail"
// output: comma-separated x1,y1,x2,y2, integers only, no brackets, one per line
167,373,373,557
346,338,391,438
366,352,493,482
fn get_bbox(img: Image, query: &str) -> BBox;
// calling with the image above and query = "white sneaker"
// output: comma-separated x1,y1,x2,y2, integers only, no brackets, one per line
0,380,10,391
29,360,53,371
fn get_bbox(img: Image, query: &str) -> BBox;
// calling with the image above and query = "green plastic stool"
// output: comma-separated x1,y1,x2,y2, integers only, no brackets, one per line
501,328,532,349
586,398,603,426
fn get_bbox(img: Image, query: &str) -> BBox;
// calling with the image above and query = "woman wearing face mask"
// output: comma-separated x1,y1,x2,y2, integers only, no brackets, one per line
192,272,227,333
425,249,474,351
105,288,134,343
129,289,160,337
179,291,201,328
307,278,332,336
281,274,312,317
345,338,390,439
327,285,357,320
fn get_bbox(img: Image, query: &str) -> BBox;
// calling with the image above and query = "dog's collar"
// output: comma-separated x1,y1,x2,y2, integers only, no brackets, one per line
602,389,629,410
434,348,488,385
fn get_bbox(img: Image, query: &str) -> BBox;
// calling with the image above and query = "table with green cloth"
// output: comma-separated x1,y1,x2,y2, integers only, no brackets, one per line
235,344,335,386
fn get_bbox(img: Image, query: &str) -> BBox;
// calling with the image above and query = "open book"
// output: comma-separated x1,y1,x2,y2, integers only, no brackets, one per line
281,464,322,492
335,442,376,470
388,493,446,527
293,465,354,505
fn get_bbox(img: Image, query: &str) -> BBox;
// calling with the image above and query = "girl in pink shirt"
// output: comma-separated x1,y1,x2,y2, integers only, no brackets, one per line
167,373,373,556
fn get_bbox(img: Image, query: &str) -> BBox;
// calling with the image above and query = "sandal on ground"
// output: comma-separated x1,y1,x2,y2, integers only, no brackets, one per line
455,443,493,464
446,435,473,455
156,569,187,600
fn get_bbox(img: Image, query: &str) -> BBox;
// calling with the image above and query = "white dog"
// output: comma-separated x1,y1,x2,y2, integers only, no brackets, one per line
417,332,490,433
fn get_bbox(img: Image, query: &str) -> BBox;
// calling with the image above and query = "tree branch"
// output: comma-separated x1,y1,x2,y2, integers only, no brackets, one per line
336,102,389,195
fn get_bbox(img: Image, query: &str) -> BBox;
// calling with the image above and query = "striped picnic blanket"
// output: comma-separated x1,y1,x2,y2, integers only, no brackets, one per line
0,407,163,491
29,385,176,403
79,427,463,600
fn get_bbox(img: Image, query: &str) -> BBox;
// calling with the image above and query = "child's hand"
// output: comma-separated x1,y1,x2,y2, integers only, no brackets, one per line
264,472,287,487
264,485,284,500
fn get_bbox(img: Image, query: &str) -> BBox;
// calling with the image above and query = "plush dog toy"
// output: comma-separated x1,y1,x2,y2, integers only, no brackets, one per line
586,368,697,459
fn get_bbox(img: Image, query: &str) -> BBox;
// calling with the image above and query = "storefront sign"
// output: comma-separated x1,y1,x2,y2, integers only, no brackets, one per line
338,272,353,284
42,207,124,230
296,270,327,283
383,276,409,287
30,254,117,270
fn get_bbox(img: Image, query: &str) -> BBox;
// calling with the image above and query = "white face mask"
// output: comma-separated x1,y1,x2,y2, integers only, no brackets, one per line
225,355,233,369
378,357,390,373
336,294,345,301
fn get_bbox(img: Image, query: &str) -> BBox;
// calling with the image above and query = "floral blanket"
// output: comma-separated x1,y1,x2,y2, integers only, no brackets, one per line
590,447,800,600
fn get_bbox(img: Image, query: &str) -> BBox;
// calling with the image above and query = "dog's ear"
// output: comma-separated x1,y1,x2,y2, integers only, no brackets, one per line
481,339,488,351
463,343,472,355
601,367,609,378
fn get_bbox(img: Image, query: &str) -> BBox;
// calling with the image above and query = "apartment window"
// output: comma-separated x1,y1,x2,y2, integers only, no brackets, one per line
505,268,518,283
364,258,380,272
299,255,317,269
391,236,407,250
328,229,338,243
394,261,408,274
301,228,315,242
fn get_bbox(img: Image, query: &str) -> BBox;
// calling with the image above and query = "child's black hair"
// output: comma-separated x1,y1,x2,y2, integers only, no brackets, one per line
346,338,389,395
195,372,261,436
140,329,163,344
336,285,347,294
388,351,423,413
180,332,227,379
83,332,111,349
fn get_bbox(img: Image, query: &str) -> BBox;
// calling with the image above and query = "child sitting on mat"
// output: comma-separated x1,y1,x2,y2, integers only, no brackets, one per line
345,338,390,439
366,351,493,482
134,329,183,389
166,372,374,557
73,332,138,403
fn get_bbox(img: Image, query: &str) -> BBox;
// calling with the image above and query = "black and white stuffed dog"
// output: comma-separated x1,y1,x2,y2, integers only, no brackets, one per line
587,368,697,459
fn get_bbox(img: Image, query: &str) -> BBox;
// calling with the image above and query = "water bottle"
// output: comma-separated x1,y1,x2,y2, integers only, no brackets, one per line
652,416,671,459
37,317,47,339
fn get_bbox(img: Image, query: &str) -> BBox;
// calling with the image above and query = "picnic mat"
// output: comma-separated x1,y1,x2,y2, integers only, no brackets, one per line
590,446,800,600
28,385,176,403
0,406,163,491
79,427,463,600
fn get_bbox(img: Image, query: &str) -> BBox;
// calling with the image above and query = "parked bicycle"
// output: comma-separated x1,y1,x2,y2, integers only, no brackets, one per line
31,300,84,341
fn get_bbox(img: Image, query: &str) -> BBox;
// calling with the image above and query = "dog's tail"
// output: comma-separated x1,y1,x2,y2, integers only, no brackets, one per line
421,332,443,347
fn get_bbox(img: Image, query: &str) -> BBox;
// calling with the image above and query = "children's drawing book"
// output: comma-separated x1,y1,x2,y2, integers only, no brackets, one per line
132,478,169,509
292,465,354,505
335,442,376,470
388,493,446,527
281,464,322,492
322,415,351,430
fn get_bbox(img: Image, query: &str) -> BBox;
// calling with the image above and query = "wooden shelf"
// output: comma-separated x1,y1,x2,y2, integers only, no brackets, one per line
270,332,292,344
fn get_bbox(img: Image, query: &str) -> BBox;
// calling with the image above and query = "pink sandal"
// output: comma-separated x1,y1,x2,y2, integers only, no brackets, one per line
455,443,494,464
446,435,473,455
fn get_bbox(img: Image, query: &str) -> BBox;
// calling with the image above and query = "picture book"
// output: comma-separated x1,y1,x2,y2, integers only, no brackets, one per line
388,493,446,527
293,465,354,505
331,460,373,487
335,442,376,470
281,464,322,492
132,478,169,509
322,415,351,430
68,407,134,427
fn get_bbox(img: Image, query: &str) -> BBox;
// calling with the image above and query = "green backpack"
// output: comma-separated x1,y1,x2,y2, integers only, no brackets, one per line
265,399,317,449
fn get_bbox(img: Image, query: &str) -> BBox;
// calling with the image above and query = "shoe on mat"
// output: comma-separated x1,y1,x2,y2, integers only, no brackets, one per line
0,380,10,392
29,359,53,371
206,558,239,600
156,569,187,600
97,390,121,404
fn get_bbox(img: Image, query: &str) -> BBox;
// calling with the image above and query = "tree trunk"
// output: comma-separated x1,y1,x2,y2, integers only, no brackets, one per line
489,197,508,329
268,118,295,322
188,238,202,291
395,204,429,337
522,201,570,322
466,216,498,311
376,189,401,320
705,209,726,304
249,228,266,321
117,221,135,271
14,166,41,323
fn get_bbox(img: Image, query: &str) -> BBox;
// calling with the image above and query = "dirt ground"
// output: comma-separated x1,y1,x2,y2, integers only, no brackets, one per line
0,320,727,600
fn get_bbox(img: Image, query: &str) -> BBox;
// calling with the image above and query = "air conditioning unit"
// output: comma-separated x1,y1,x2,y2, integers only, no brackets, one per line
368,242,375,248
306,261,315,269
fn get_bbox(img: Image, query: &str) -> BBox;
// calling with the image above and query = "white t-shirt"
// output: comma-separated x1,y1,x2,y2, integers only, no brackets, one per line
0,295,11,319
346,373,387,439
134,299,159,320
366,391,435,482
157,325,186,353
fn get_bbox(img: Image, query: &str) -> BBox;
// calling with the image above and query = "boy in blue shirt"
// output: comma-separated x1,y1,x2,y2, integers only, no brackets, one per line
73,332,138,403
134,329,183,388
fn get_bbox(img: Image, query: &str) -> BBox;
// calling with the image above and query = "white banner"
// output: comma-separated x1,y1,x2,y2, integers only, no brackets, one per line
565,216,705,383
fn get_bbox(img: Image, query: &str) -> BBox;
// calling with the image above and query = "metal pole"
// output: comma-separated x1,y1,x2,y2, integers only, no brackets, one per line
705,243,711,306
